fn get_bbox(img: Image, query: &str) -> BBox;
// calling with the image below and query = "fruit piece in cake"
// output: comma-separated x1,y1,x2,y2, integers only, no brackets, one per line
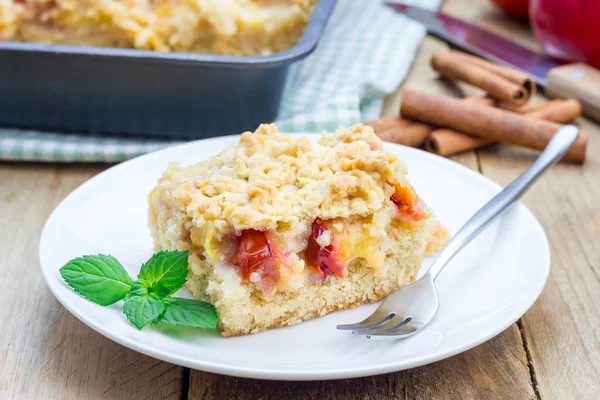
229,229,281,296
306,218,347,278
148,123,449,336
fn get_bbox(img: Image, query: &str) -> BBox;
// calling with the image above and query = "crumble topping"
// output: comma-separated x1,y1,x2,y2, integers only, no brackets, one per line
153,123,417,240
0,0,316,55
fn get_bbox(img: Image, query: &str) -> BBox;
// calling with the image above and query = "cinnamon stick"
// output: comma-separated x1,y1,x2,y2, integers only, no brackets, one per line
401,89,587,163
524,98,582,122
462,97,496,107
364,116,433,147
365,97,493,147
497,98,562,113
431,51,535,105
425,130,494,156
450,51,536,97
364,116,411,133
425,98,583,156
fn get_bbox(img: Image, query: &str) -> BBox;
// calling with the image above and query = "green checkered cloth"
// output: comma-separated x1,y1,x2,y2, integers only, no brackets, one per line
0,0,440,162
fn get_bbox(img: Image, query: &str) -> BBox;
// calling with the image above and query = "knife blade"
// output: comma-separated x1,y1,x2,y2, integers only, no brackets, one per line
387,2,600,121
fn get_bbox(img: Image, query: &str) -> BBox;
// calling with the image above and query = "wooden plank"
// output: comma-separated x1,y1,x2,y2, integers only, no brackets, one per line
189,325,534,400
189,22,535,400
477,117,600,399
459,3,600,399
0,163,184,400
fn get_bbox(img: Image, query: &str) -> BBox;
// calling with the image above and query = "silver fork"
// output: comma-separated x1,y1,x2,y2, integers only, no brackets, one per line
337,125,579,339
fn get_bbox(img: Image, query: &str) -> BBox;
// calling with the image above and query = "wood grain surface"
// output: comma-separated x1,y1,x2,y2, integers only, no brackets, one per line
0,164,185,400
477,119,600,400
444,4,600,399
189,325,535,400
1,0,599,399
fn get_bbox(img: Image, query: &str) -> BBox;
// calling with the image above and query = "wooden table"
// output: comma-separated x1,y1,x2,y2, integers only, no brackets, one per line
2,1,599,399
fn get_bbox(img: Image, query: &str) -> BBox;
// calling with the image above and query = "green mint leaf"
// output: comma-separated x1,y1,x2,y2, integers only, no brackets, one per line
138,250,189,297
158,298,218,329
148,282,172,298
123,294,165,330
128,279,171,299
127,279,149,296
60,254,133,306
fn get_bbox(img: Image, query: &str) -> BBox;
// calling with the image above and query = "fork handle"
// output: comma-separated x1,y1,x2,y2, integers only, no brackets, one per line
427,125,580,280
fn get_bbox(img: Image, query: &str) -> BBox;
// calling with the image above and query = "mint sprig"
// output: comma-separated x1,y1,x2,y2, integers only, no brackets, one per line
59,250,218,332
138,250,189,297
60,255,132,306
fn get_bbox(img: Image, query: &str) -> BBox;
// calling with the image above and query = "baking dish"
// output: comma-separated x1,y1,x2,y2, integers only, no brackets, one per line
0,0,336,139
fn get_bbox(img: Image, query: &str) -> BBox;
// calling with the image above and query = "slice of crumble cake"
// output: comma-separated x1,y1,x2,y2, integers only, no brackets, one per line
148,123,449,336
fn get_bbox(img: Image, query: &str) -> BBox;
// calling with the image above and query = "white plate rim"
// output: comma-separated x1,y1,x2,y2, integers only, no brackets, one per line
39,134,550,381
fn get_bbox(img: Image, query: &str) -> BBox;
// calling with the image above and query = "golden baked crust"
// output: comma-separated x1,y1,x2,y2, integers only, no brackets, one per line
0,0,316,55
150,124,415,239
148,124,449,336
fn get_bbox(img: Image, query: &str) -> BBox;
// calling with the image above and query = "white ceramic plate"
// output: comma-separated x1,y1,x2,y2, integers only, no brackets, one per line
40,134,550,381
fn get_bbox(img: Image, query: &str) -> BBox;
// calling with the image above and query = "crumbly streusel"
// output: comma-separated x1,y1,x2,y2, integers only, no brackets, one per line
151,124,413,240
0,0,316,56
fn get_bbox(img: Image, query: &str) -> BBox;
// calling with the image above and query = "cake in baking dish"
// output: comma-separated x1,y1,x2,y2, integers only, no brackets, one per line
148,124,449,336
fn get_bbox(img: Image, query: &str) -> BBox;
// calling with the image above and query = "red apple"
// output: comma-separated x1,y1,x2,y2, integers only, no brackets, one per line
490,0,530,19
530,0,600,69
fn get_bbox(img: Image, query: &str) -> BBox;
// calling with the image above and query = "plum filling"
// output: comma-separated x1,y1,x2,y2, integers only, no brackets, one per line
229,229,280,296
305,219,347,278
228,212,394,291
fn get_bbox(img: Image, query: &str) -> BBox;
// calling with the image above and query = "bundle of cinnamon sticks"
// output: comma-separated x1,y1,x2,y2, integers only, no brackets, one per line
365,50,587,164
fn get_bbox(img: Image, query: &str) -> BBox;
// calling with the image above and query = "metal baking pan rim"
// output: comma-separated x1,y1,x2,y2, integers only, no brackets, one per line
0,0,336,69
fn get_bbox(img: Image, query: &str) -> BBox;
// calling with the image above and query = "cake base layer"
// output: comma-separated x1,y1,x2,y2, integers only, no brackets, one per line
184,223,429,337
